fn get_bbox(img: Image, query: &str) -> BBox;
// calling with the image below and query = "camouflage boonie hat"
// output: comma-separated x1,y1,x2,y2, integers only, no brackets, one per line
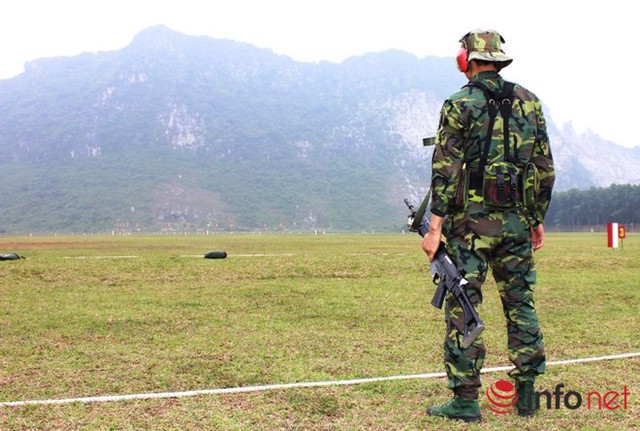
460,29,513,68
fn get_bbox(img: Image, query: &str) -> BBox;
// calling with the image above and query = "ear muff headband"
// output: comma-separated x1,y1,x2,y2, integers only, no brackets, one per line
456,47,469,72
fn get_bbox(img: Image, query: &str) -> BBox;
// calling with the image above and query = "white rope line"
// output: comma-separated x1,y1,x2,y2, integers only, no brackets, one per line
2,351,638,407
64,256,139,259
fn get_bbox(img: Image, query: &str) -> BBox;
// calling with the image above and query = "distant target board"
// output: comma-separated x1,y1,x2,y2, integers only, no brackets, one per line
607,223,626,248
618,225,627,239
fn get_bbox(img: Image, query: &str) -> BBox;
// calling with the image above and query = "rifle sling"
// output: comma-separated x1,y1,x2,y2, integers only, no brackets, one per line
410,186,431,231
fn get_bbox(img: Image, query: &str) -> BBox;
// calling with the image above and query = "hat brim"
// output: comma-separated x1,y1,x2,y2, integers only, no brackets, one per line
468,51,513,67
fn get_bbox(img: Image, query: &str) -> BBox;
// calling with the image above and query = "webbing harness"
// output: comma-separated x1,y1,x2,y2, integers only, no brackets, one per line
465,80,516,168
411,81,518,226
465,81,517,202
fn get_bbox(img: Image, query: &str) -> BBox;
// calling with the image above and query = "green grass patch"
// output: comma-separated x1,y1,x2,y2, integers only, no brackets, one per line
0,233,638,430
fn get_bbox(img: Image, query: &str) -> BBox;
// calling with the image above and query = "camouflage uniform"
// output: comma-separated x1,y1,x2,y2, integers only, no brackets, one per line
429,31,555,400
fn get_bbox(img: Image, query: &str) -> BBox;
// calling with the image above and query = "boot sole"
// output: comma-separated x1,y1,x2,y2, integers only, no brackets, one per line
426,408,482,423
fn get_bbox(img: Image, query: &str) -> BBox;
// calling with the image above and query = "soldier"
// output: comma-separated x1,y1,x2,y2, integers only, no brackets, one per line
421,28,555,422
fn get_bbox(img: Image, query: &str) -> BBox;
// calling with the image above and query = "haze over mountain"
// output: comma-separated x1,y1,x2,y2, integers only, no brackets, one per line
0,26,638,234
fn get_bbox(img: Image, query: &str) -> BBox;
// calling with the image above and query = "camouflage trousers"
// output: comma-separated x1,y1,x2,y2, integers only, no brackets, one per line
440,202,546,399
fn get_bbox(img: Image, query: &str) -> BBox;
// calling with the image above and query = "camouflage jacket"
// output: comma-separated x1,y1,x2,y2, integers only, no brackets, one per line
430,71,555,226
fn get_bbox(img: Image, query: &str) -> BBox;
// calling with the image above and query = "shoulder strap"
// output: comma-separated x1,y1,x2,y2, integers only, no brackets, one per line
464,81,515,170
499,82,515,162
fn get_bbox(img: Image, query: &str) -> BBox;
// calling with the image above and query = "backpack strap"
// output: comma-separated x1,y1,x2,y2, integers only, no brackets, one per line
464,81,516,171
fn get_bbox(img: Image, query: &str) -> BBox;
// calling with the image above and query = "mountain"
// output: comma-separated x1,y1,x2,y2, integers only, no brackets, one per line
0,26,638,234
546,123,640,189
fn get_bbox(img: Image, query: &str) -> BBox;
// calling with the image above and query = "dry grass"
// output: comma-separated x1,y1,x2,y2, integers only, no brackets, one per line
0,233,638,430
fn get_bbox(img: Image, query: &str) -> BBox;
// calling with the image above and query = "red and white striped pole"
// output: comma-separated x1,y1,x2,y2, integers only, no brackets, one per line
607,222,619,248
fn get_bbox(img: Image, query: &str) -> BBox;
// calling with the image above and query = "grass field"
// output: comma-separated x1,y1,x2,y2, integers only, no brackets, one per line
0,232,638,430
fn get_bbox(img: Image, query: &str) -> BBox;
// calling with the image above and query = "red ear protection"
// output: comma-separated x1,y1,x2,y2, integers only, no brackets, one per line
456,47,469,72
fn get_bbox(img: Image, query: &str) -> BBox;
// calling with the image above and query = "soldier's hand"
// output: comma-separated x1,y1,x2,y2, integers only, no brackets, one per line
421,213,445,261
532,224,545,251
422,231,441,261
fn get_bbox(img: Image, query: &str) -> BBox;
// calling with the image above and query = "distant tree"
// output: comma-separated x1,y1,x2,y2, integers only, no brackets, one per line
547,184,640,229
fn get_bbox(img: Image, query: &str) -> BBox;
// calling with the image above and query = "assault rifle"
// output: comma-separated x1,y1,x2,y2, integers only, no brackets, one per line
404,198,485,349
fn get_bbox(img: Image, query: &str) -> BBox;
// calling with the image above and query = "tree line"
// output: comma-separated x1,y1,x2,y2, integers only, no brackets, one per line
546,184,639,230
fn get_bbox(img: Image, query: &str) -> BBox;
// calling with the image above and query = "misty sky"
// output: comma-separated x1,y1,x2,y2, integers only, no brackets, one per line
1,0,637,148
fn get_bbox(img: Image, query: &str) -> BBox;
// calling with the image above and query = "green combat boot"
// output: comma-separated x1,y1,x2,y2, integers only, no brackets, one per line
426,396,481,423
516,381,538,417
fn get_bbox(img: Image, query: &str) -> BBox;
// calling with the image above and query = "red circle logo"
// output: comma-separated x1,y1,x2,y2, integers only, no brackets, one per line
486,380,519,414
